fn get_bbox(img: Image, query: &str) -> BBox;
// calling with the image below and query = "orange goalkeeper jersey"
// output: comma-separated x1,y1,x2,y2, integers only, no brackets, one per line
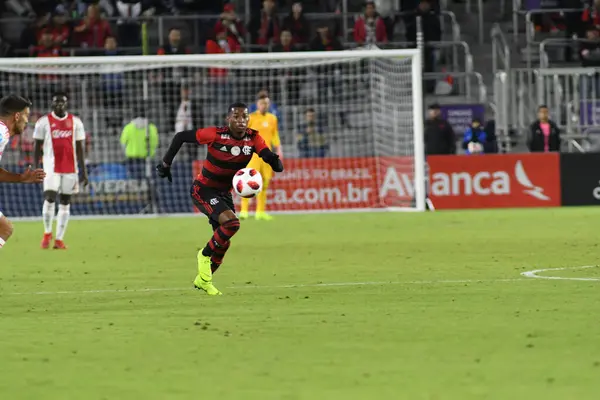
248,111,280,150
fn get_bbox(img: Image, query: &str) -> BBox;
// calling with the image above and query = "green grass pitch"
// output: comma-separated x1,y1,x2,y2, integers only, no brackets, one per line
1,208,600,399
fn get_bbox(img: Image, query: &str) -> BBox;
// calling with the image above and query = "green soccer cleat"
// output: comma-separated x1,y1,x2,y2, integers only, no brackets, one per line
238,210,249,220
197,249,213,282
193,275,222,296
255,212,274,221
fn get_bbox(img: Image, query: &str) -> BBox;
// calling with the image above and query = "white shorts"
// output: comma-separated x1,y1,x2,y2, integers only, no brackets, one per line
44,172,79,195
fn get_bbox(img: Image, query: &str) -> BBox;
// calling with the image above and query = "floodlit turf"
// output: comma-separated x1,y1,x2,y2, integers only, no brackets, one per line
1,208,600,399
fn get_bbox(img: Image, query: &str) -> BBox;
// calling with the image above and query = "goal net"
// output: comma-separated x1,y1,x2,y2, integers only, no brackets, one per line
0,49,425,218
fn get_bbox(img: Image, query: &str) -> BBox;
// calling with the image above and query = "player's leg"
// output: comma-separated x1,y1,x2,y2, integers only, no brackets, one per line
255,160,273,221
239,155,261,219
190,184,234,295
209,192,235,273
0,212,14,249
41,171,59,249
53,174,77,249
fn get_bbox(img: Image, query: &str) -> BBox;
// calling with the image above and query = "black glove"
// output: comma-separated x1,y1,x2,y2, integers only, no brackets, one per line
156,162,172,182
260,150,284,172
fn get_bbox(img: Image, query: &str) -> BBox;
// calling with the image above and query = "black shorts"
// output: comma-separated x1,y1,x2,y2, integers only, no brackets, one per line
190,181,235,230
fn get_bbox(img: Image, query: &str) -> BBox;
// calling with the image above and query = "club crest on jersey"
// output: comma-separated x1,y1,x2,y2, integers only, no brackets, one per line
52,130,72,138
263,121,269,127
242,146,252,155
231,146,241,156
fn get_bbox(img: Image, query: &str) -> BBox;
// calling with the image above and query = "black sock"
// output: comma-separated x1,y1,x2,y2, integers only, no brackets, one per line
202,246,213,257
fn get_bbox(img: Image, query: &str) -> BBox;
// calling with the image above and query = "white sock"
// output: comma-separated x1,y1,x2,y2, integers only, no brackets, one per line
0,237,5,249
56,204,70,241
42,200,55,234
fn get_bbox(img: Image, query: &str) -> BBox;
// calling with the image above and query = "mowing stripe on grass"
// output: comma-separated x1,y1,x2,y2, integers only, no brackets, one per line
5,278,531,296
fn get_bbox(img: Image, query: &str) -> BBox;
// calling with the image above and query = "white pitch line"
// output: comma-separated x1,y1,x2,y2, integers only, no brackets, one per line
4,278,529,296
521,265,600,281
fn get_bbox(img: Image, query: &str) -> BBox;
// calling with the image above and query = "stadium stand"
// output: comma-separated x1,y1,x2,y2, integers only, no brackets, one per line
0,0,505,165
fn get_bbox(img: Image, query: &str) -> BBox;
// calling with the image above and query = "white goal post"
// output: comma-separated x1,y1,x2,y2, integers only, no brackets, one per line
0,49,425,218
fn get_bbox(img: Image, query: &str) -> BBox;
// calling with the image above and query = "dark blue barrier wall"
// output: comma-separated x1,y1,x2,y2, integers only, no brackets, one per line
0,161,195,218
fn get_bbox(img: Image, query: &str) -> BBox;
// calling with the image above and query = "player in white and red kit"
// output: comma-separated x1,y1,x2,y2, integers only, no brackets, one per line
33,92,88,249
0,95,46,249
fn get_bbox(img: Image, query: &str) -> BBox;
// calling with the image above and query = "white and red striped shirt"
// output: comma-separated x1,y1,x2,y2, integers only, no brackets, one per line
33,112,85,173
0,121,9,163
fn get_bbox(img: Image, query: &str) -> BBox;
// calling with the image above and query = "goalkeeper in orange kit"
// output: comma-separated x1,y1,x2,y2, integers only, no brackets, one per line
239,93,282,221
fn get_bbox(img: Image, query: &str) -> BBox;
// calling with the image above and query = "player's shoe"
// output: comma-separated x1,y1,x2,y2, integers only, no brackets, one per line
255,212,273,221
238,210,249,220
53,240,67,250
193,275,222,296
41,233,52,249
197,249,213,282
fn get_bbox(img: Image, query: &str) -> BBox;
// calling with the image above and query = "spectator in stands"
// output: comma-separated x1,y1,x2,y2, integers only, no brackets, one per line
563,0,586,61
120,106,159,180
310,23,343,51
174,86,200,160
158,27,191,55
405,0,441,93
30,31,64,57
102,36,124,113
206,29,240,110
158,27,192,127
20,13,52,50
73,3,112,48
374,0,398,40
353,1,388,46
215,3,246,49
528,105,561,153
405,0,441,44
114,0,150,48
248,0,281,48
580,27,600,66
297,108,328,158
424,103,456,156
272,31,303,104
462,118,498,155
272,30,301,52
282,2,311,45
37,5,71,47
310,23,346,126
582,0,600,31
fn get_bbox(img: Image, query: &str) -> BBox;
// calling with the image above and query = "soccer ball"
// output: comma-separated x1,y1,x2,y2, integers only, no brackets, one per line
232,168,263,198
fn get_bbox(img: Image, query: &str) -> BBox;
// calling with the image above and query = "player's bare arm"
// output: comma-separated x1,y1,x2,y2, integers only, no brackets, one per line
33,138,43,168
0,167,45,183
76,140,88,186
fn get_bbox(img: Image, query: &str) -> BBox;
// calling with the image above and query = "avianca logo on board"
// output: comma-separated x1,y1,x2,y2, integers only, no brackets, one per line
378,161,550,200
425,153,561,209
429,161,549,200
377,154,560,209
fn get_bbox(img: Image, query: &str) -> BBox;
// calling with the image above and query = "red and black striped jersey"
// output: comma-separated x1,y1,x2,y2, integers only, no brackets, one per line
195,126,268,191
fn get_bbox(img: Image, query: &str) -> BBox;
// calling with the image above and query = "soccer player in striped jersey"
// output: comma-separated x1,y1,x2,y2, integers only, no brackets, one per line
156,103,284,295
0,95,46,250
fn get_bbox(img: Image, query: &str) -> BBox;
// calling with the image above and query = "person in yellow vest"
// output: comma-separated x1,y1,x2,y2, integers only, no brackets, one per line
239,93,282,221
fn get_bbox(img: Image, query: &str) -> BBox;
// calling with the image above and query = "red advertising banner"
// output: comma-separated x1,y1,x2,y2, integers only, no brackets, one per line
427,153,561,209
193,157,415,211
